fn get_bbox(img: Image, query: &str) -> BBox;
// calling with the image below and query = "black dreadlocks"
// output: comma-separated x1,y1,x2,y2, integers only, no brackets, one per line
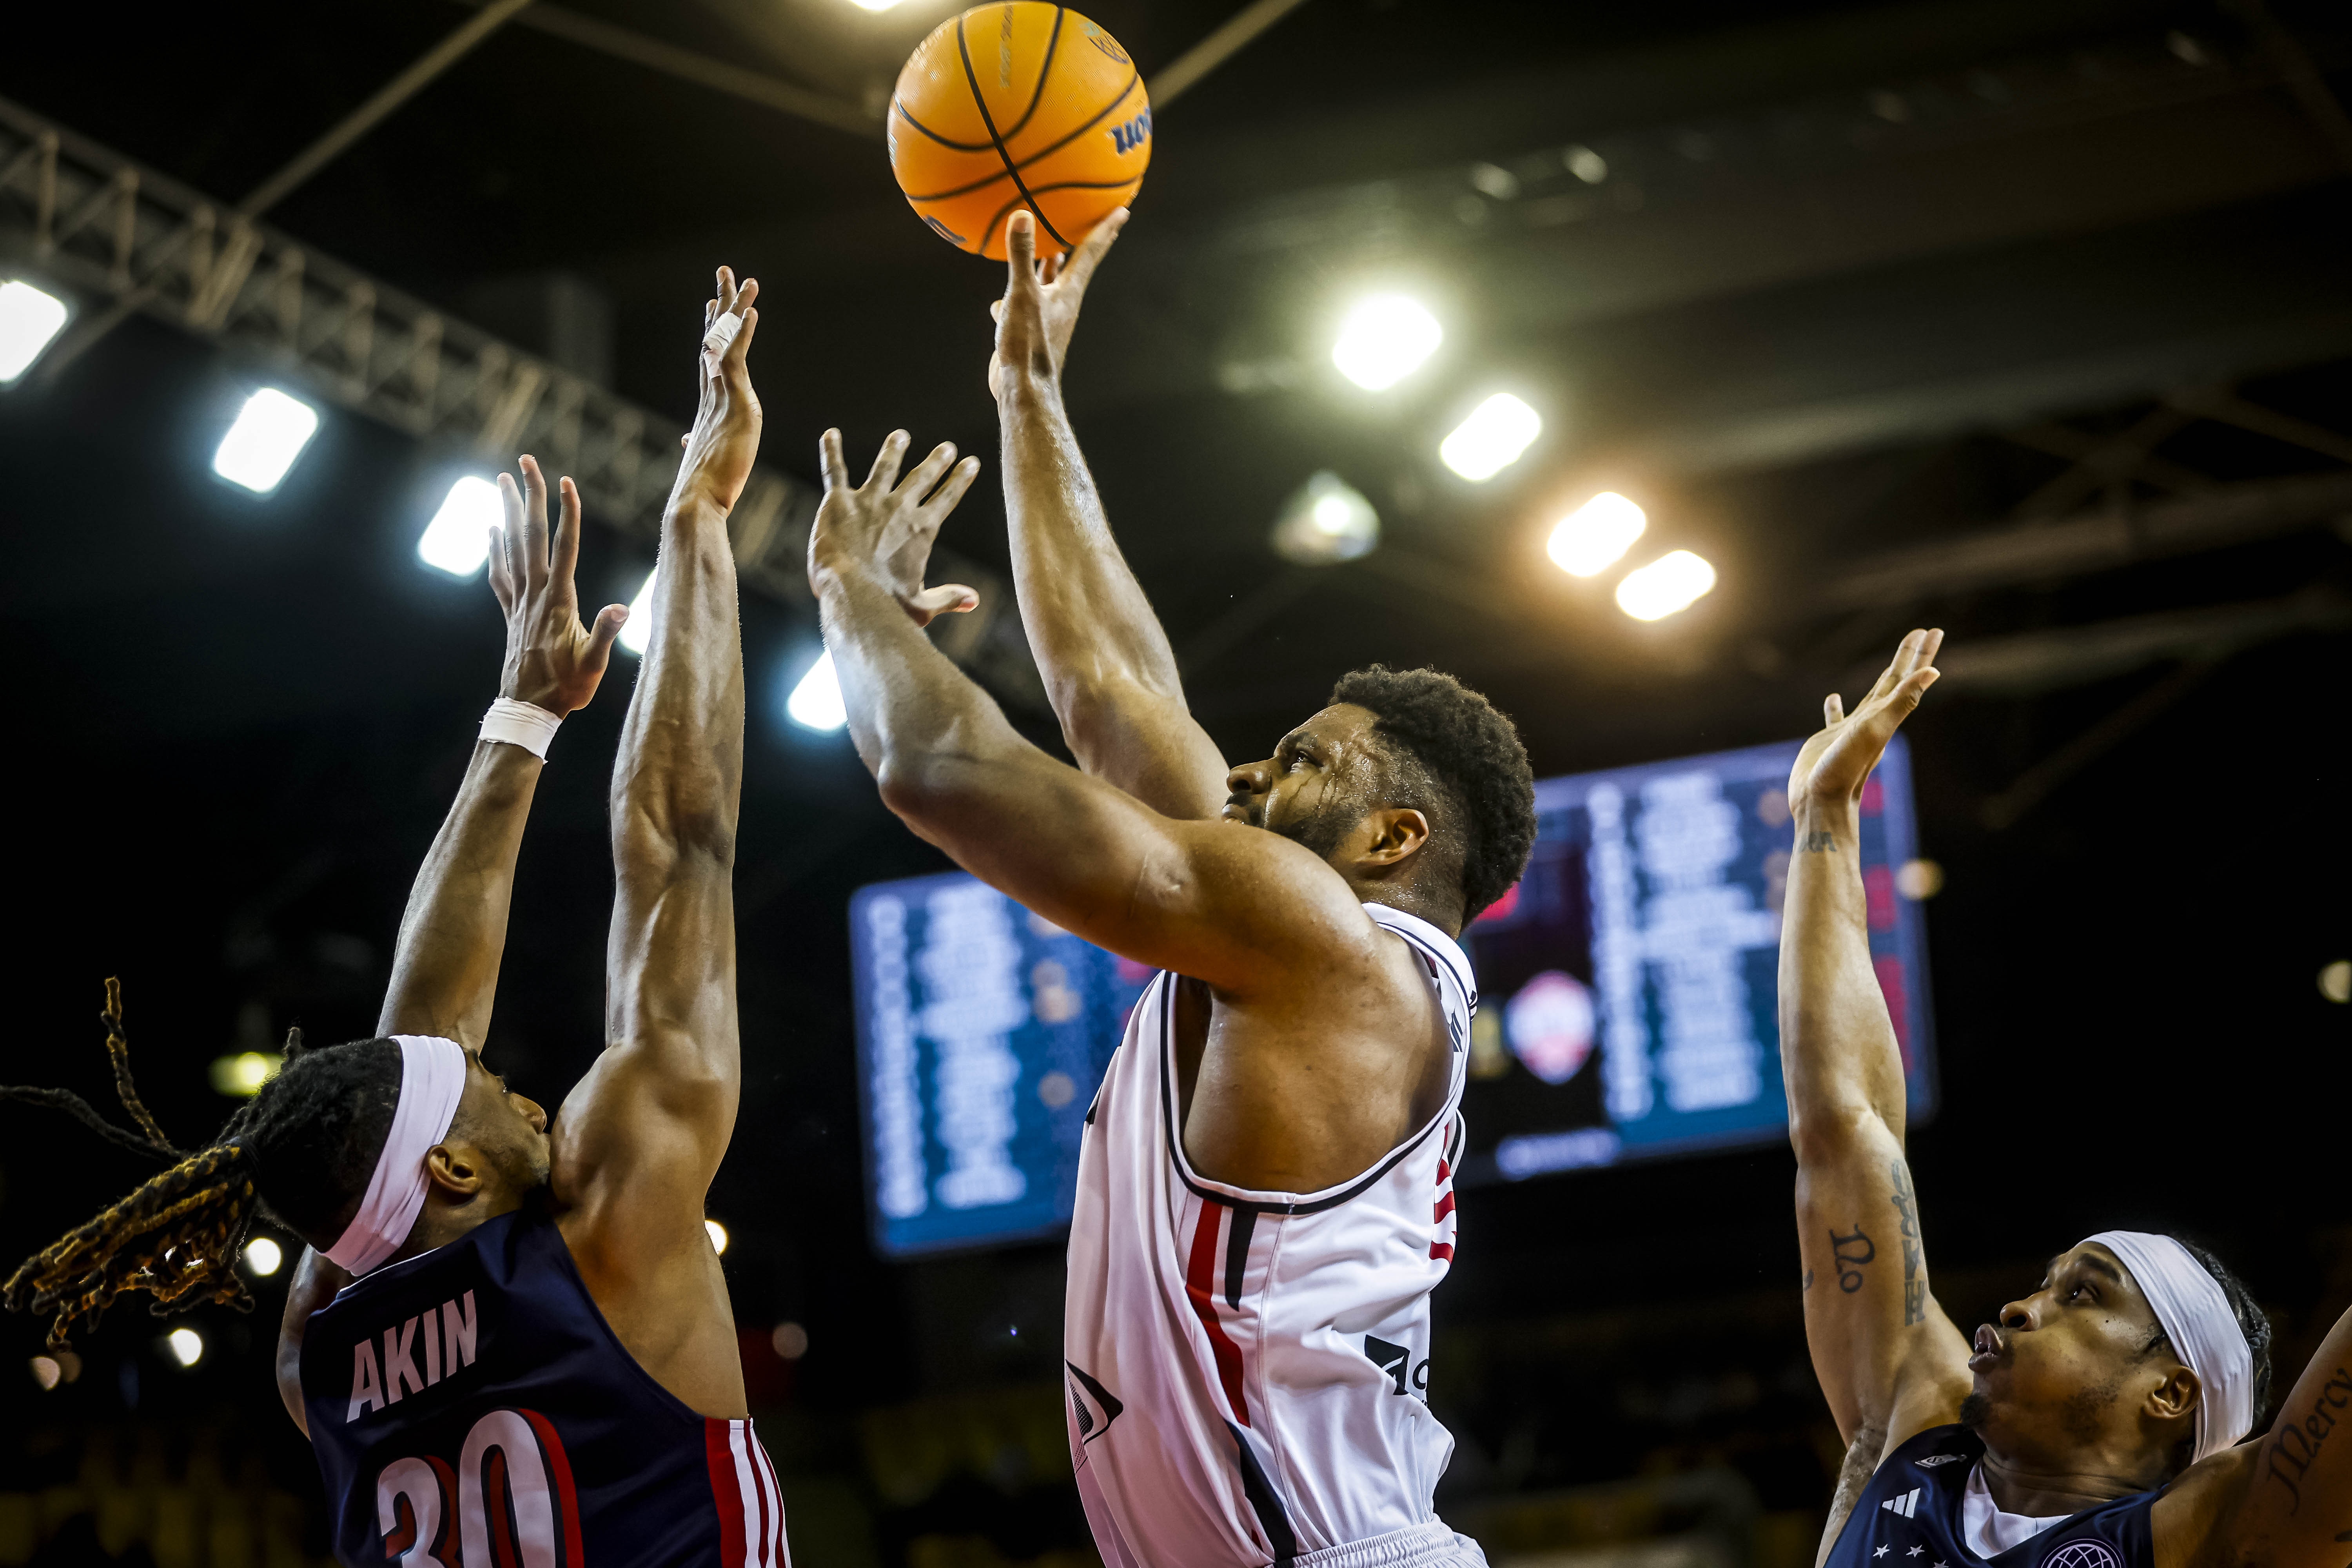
2,982,403,1349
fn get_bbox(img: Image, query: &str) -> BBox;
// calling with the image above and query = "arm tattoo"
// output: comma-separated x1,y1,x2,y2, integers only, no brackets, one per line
2264,1363,2352,1513
1801,830,1838,853
1831,1225,1876,1293
1890,1160,1926,1326
1822,1423,1889,1568
1803,1268,1815,1293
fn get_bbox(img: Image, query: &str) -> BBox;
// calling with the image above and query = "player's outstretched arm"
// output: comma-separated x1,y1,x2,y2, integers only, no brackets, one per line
377,457,628,1047
546,271,758,1416
990,208,1230,820
2170,1298,2352,1568
276,459,625,1435
809,427,1374,997
1779,632,1972,1522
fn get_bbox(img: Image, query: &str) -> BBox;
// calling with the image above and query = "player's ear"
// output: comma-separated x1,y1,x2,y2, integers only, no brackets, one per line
2145,1364,2200,1424
1358,808,1431,866
424,1141,488,1199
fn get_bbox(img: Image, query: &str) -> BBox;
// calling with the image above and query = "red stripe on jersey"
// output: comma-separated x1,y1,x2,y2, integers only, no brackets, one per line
519,1409,585,1568
1185,1200,1251,1426
1430,1241,1455,1261
1433,1191,1456,1223
707,1419,747,1568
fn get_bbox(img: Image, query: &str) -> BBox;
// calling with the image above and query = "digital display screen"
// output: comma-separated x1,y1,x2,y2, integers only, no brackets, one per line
1456,734,1934,1184
848,736,1934,1256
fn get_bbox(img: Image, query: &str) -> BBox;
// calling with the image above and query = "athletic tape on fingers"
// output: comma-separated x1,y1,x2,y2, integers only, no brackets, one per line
702,311,744,379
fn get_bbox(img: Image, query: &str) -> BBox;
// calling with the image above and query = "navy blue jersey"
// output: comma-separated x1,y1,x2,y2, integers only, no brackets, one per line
1826,1426,2155,1568
299,1200,788,1568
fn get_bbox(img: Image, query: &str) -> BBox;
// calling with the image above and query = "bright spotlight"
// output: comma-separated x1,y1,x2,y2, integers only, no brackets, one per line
1270,471,1380,564
1439,393,1543,481
166,1328,205,1368
209,1051,281,1098
704,1218,730,1255
618,569,659,656
244,1237,284,1277
1546,492,1646,576
1615,550,1717,620
1332,294,1443,391
787,651,847,731
844,0,904,9
0,280,69,383
212,388,320,494
419,477,501,576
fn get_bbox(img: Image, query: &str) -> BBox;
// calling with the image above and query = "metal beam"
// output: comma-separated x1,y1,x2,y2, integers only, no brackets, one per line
1151,0,1316,109
492,4,876,137
1818,471,2352,611
1915,590,2352,695
0,94,815,603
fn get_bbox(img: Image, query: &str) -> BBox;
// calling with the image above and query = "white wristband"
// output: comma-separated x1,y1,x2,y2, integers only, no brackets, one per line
479,698,561,760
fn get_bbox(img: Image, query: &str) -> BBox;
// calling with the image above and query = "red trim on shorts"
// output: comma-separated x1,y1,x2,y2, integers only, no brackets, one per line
707,1418,747,1568
1185,1200,1252,1426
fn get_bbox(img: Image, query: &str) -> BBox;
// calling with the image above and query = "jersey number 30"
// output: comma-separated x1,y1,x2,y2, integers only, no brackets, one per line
377,1407,583,1568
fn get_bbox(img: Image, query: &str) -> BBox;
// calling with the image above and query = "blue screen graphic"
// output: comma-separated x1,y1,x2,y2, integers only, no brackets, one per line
848,735,1935,1255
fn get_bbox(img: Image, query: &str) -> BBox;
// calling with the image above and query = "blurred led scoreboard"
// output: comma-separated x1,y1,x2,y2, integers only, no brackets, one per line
849,736,1935,1256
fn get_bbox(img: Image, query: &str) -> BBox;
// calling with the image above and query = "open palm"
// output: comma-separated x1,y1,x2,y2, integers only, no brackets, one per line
1786,628,1944,808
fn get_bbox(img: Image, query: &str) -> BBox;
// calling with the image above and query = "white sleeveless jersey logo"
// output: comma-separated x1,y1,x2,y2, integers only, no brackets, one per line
1062,903,1479,1568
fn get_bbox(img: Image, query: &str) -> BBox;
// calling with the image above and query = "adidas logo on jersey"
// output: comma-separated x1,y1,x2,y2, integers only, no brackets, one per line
1914,1455,1964,1467
1881,1488,1922,1517
1066,1361,1124,1445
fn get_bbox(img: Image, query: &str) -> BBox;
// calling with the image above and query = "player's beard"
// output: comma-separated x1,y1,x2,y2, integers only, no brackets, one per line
1270,797,1359,862
1958,1391,1991,1432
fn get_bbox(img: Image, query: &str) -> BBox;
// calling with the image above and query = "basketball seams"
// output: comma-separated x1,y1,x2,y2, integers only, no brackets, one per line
975,177,1142,257
997,6,1067,147
953,9,1075,251
893,100,995,154
900,70,1145,203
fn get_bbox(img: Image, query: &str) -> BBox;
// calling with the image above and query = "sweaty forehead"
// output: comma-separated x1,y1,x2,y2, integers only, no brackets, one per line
1279,704,1379,752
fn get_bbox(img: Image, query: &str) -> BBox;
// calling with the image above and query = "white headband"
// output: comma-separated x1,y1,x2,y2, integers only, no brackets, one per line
325,1035,468,1278
2085,1230,2254,1460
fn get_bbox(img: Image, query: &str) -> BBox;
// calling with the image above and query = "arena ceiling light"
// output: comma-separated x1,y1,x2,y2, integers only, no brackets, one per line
1439,393,1542,481
1332,294,1443,391
243,1237,284,1277
787,650,848,731
1270,471,1380,564
418,477,501,576
618,569,659,656
166,1328,205,1368
844,0,905,9
0,279,69,383
1546,492,1646,576
1615,550,1717,620
704,1219,730,1254
212,388,320,494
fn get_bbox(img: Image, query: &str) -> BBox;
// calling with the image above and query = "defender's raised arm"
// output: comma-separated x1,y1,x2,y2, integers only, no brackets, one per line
1778,632,1973,1526
546,269,760,1421
277,454,627,1435
991,208,1230,820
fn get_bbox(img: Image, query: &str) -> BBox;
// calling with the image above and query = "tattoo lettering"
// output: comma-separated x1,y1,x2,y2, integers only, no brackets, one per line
2263,1364,2352,1513
1890,1160,1926,1326
1830,1225,1876,1293
1800,830,1838,853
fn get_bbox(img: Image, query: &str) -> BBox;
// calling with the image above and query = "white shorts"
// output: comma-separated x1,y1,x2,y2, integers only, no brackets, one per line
1294,1522,1490,1568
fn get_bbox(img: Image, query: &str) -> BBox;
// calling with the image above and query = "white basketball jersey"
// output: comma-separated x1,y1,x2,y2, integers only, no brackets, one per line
1063,902,1478,1568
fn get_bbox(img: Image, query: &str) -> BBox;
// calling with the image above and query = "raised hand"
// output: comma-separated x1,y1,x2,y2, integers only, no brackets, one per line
674,266,762,515
809,429,983,626
1787,628,1943,810
487,454,629,716
989,207,1127,399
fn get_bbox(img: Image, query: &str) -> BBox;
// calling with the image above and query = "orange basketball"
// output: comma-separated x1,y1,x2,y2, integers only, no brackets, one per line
888,4,1151,262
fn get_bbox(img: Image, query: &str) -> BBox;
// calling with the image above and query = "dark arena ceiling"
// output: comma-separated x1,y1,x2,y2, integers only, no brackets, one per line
1,0,2347,1559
